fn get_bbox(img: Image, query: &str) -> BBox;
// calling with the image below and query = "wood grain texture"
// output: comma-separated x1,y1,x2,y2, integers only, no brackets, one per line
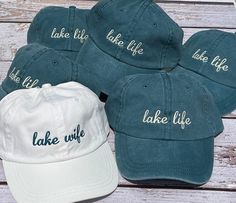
0,1,236,28
0,185,236,203
0,119,235,190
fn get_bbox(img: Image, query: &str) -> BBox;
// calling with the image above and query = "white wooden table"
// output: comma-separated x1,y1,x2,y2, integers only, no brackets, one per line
0,0,236,202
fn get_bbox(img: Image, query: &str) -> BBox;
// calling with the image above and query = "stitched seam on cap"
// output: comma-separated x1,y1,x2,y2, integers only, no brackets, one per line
67,6,72,50
158,6,174,69
117,75,140,131
71,6,76,50
72,63,78,82
117,0,152,58
196,79,217,135
160,73,167,139
167,73,172,140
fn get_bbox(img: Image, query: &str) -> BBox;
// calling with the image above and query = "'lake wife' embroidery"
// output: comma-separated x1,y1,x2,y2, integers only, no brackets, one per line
143,110,191,129
192,49,229,72
32,124,85,146
106,29,144,56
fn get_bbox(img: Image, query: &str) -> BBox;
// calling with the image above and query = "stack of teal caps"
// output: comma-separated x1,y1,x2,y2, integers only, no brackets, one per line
0,0,234,202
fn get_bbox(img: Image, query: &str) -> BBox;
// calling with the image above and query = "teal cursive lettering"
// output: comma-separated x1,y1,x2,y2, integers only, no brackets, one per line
32,131,60,146
64,124,86,143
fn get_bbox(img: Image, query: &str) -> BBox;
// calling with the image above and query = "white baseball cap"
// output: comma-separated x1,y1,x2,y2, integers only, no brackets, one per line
0,82,118,203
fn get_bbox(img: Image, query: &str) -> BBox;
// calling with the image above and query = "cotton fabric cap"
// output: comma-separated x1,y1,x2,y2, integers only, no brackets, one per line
105,70,223,185
0,82,118,203
0,43,79,101
178,30,236,115
28,6,89,61
76,0,183,96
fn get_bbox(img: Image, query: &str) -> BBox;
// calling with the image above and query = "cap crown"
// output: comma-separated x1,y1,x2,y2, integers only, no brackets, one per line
1,43,76,95
179,30,236,88
105,70,223,140
88,0,183,69
0,82,109,163
28,6,89,52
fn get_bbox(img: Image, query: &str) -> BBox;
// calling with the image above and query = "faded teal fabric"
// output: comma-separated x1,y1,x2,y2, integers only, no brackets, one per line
28,6,89,61
0,43,78,100
178,30,236,115
105,69,223,184
76,0,183,96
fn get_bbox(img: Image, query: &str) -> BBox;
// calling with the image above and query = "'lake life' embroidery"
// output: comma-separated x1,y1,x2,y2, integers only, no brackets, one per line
9,67,39,88
51,27,88,44
192,49,229,72
32,124,85,146
106,29,144,56
143,110,191,129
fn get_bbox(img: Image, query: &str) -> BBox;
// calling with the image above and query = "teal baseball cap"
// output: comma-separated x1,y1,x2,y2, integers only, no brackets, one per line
0,43,78,100
105,70,223,185
28,6,89,61
178,30,236,115
76,0,183,96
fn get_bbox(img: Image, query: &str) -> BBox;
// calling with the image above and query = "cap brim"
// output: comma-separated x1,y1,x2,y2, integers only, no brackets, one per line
174,67,236,116
3,142,118,203
76,38,158,96
115,132,214,185
0,85,7,100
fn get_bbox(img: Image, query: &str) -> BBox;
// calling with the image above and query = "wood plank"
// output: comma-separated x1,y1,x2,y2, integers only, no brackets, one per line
0,119,235,189
0,1,236,28
0,185,236,203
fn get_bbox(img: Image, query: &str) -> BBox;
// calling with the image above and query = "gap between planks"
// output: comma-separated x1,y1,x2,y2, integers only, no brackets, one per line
0,185,236,203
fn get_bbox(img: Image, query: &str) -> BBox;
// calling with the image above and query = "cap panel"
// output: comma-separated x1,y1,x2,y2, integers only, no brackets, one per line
55,85,109,157
200,32,236,88
105,74,141,130
179,30,221,73
1,44,48,93
1,43,73,96
28,6,89,52
0,83,108,164
23,47,73,86
108,72,223,141
110,74,167,140
88,0,183,69
170,71,223,140
180,30,236,88
88,0,147,59
119,3,183,69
